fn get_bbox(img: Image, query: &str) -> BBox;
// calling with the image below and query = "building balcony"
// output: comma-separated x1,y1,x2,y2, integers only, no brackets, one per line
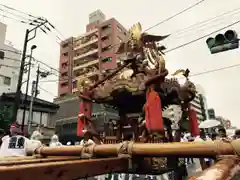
75,29,98,41
72,71,99,94
59,85,69,95
74,70,99,81
73,59,99,72
73,49,98,61
74,38,98,51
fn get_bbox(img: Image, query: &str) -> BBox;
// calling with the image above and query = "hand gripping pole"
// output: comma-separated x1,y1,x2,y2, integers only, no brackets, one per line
117,141,134,170
81,144,96,159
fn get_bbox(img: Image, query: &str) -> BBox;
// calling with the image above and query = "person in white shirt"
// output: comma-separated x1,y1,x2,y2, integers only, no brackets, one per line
194,129,212,170
49,134,62,147
66,141,71,146
80,131,95,146
0,124,42,157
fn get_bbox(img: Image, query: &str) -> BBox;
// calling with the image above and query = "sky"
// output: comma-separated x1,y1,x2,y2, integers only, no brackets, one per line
1,0,240,127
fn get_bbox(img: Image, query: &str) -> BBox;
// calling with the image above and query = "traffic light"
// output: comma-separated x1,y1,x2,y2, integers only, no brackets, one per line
206,30,239,54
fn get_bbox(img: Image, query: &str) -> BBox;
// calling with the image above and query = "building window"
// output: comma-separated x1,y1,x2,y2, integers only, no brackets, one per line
102,24,111,31
61,82,68,87
117,36,122,43
0,51,4,59
102,36,109,41
117,26,122,33
3,76,11,85
61,72,68,78
61,62,68,69
62,43,68,48
72,81,77,89
102,57,112,63
102,45,111,52
63,52,68,57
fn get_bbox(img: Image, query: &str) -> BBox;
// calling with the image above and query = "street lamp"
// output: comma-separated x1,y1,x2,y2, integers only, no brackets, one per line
22,44,37,131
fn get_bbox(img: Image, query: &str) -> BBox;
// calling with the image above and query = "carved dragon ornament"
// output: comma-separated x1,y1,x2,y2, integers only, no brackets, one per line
76,23,196,101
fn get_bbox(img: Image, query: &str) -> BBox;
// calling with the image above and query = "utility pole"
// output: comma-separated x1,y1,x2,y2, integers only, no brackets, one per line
28,80,36,135
11,19,51,132
28,65,40,135
28,65,50,135
22,45,37,131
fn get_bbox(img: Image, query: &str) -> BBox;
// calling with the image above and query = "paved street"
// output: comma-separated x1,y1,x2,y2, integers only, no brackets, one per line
186,159,202,177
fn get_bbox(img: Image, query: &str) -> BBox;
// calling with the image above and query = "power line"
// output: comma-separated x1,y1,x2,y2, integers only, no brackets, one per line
164,20,240,53
37,62,240,99
38,61,240,85
0,4,64,42
0,13,32,25
144,0,205,32
0,3,39,19
190,63,240,77
38,20,240,84
170,6,240,37
0,7,34,22
38,85,57,98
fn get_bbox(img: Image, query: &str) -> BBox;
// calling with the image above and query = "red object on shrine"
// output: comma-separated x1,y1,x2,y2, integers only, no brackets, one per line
144,89,164,131
188,105,199,137
77,98,93,136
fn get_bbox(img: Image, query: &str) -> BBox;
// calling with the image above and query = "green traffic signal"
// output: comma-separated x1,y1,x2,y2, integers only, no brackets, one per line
206,30,239,54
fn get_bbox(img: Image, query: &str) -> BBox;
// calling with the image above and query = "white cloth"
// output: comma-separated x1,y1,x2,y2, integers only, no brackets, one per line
49,141,62,147
181,137,188,142
80,139,95,145
2,135,9,141
0,135,42,157
66,142,71,146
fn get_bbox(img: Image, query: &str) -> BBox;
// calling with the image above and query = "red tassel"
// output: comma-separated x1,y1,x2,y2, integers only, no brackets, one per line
144,89,164,131
188,105,199,137
77,99,93,136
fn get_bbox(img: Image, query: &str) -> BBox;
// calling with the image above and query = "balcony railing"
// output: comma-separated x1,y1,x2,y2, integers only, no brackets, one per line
75,29,98,41
72,71,98,84
74,38,98,51
73,59,99,71
73,49,98,61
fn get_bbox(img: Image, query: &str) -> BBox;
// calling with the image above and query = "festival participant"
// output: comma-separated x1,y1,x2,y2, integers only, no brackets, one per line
66,141,71,146
234,129,240,140
0,124,42,157
194,129,212,170
49,134,62,147
218,128,227,139
80,131,95,145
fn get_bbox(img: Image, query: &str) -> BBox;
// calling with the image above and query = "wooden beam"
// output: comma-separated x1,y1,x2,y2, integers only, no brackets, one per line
189,156,240,180
0,156,80,166
0,157,128,180
34,140,240,158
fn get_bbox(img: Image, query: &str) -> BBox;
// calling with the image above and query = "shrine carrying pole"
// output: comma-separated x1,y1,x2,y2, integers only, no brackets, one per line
33,140,240,158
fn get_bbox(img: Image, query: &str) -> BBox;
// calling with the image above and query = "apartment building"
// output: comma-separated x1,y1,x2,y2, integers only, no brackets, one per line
58,10,128,97
190,93,208,122
0,22,21,95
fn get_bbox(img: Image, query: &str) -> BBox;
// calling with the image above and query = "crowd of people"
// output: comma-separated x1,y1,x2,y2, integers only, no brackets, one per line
0,124,240,180
0,125,98,158
180,127,240,172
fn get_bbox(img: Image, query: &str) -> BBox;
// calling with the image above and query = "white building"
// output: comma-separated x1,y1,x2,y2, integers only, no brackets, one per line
190,85,208,123
162,84,208,126
0,22,21,95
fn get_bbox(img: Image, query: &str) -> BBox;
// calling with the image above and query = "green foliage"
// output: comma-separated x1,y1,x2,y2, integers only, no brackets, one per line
0,104,13,130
